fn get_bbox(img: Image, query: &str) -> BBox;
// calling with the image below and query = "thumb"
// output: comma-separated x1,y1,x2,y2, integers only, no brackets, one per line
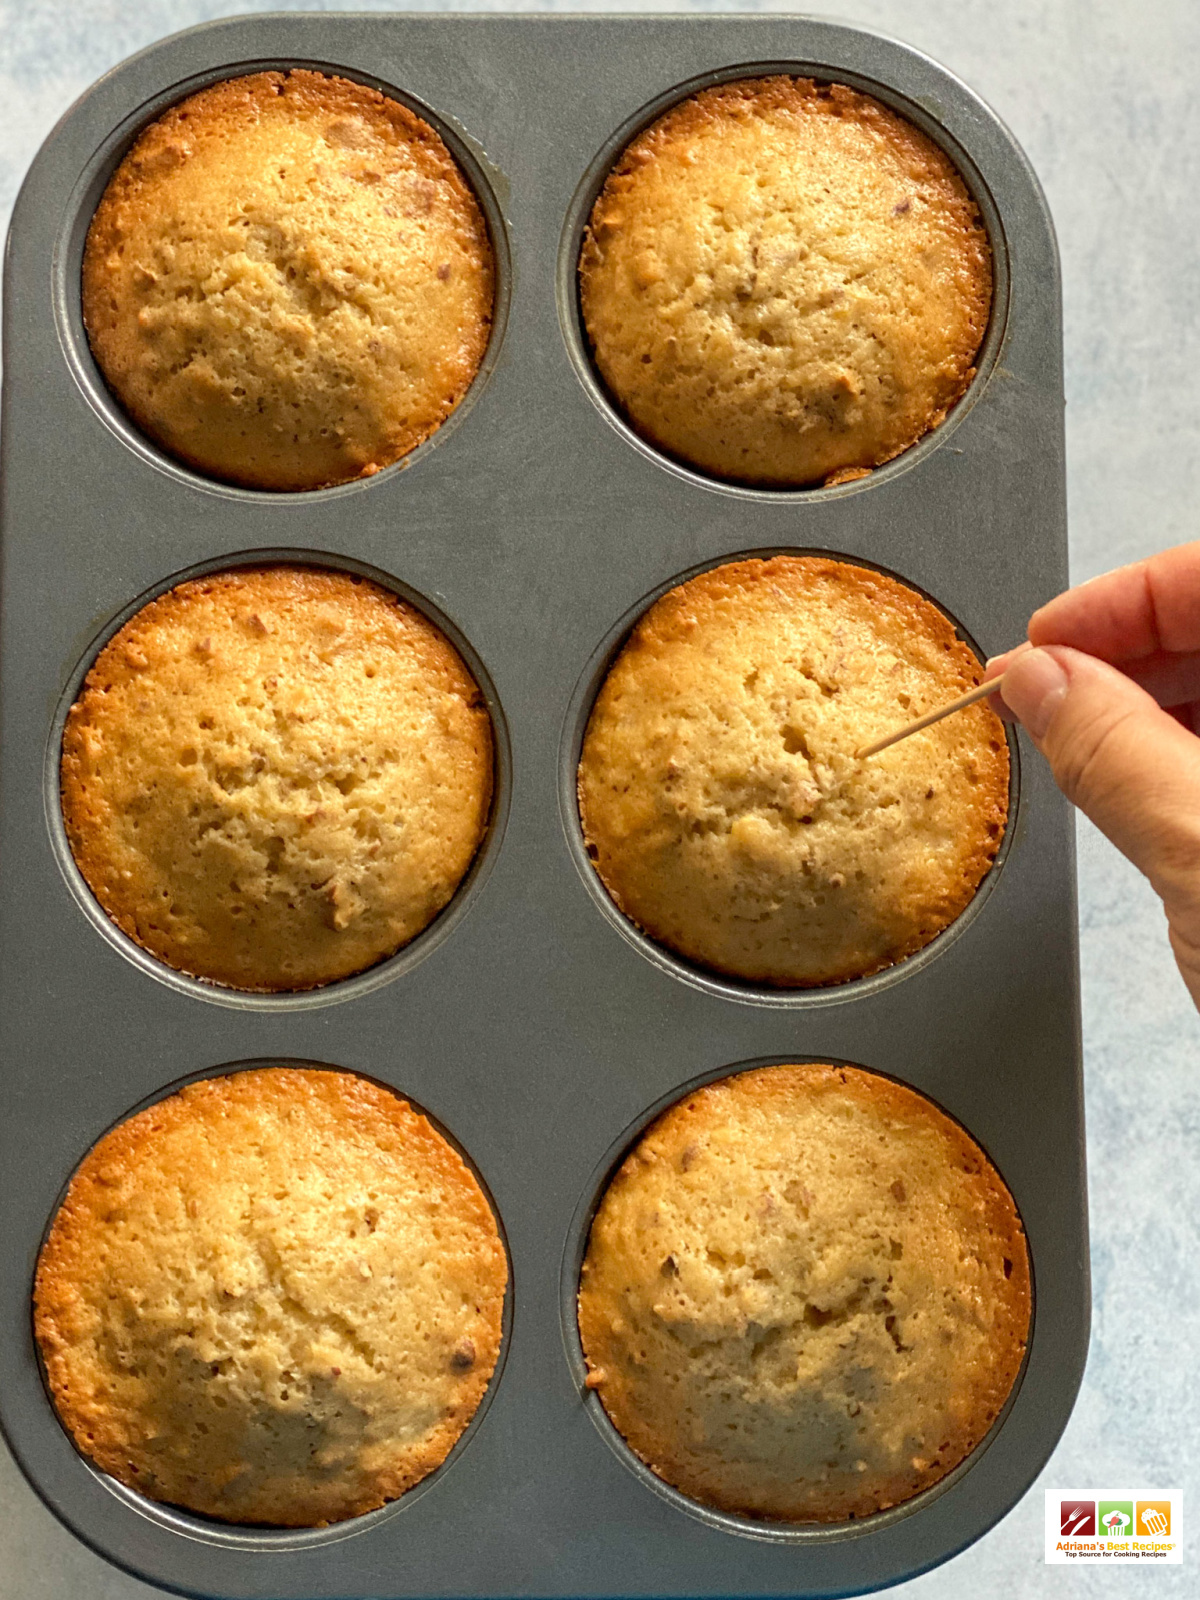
1001,645,1200,1001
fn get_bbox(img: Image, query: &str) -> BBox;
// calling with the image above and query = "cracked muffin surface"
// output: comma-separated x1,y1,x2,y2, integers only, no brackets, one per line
83,69,493,490
35,1067,507,1526
577,555,1007,986
61,565,492,990
578,1062,1030,1522
580,76,991,487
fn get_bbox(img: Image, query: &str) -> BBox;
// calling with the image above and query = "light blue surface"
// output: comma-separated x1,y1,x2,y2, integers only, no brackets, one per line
2,2,1197,1595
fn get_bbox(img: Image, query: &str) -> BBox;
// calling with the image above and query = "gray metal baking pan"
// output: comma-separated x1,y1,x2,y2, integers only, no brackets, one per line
0,13,1086,1599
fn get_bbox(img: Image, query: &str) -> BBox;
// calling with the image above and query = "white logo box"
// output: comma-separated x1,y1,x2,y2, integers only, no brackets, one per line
1046,1491,1183,1565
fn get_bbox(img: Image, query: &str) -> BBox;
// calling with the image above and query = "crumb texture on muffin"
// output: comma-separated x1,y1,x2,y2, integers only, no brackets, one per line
35,1067,507,1527
578,555,1008,986
83,70,494,490
61,565,493,990
580,77,991,486
578,1062,1031,1522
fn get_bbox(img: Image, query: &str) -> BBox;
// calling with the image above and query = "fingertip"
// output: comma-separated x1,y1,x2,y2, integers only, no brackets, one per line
985,640,1032,674
1027,558,1160,657
984,642,1031,722
998,646,1070,740
1027,589,1077,646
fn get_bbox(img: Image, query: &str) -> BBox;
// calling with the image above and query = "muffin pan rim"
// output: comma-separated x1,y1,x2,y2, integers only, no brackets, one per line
51,56,514,503
42,547,513,1013
557,543,1021,1011
555,56,1011,504
29,1056,516,1553
558,1051,1035,1545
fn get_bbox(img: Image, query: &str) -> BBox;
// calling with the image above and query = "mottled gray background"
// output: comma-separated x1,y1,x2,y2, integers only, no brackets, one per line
2,2,1197,1596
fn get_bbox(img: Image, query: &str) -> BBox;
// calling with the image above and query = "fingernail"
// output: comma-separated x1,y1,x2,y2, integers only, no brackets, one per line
1001,648,1069,739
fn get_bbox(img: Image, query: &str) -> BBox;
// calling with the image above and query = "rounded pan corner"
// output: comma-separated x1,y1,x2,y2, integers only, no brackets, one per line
557,1052,1064,1568
556,51,1014,504
48,48,511,504
22,1056,514,1565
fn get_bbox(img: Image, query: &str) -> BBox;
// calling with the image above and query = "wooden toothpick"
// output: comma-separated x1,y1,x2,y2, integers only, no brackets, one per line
856,674,1008,760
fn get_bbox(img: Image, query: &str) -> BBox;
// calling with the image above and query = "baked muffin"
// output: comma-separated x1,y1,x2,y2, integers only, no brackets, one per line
35,1066,508,1527
83,70,493,490
62,565,492,990
578,556,1007,986
580,77,991,487
578,1062,1030,1522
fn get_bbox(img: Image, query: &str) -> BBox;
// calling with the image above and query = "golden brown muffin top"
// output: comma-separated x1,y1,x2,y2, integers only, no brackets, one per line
578,1063,1030,1522
578,556,1008,986
83,70,494,490
580,77,991,486
35,1067,508,1526
62,566,493,991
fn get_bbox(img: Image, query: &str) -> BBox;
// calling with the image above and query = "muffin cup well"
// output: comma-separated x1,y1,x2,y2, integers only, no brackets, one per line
31,1059,513,1550
560,547,1019,1010
561,1054,1034,1543
45,551,511,1012
54,60,511,501
557,60,1009,502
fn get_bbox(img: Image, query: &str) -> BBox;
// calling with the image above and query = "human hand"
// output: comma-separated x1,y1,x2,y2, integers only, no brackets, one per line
986,541,1200,1011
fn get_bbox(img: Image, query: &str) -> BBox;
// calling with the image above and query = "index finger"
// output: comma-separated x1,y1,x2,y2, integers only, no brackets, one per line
1028,540,1200,661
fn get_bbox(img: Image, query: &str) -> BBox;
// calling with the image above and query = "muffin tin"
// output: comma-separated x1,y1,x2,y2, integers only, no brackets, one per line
0,13,1086,1600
